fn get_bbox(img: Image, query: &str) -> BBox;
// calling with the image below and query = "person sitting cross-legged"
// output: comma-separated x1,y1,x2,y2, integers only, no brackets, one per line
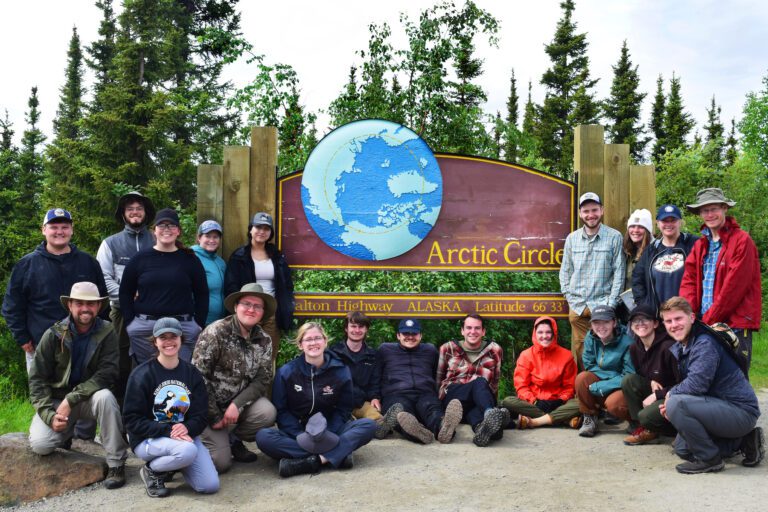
502,316,580,429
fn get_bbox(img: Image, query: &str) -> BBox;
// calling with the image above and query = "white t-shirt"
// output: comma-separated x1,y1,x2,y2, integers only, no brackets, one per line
253,258,276,297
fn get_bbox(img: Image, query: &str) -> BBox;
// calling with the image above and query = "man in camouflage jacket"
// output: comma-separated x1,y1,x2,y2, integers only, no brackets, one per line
192,284,277,473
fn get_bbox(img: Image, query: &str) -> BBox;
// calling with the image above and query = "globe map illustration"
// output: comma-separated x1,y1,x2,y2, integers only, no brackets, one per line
301,120,443,260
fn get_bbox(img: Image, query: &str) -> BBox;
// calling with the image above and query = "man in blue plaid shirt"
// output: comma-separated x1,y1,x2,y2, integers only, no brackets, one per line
559,192,625,371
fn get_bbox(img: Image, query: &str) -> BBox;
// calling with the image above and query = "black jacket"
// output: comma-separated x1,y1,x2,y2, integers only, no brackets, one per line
224,243,295,331
2,242,108,347
628,326,680,400
379,342,439,397
631,233,698,313
272,352,354,438
329,341,382,407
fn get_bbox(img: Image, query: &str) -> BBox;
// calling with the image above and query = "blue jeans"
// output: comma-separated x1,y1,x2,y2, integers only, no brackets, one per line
666,393,757,462
443,378,496,428
255,419,376,468
134,436,219,493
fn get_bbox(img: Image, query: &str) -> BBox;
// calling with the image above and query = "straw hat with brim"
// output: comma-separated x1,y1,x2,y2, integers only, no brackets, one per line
224,283,277,320
296,412,340,454
60,282,109,312
686,188,736,212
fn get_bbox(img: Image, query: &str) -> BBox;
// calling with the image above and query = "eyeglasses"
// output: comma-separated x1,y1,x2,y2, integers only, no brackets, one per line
302,336,325,343
155,223,178,231
125,206,145,213
631,318,654,325
238,302,264,311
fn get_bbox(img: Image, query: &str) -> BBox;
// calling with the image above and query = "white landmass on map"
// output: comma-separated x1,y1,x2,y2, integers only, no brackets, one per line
387,171,439,198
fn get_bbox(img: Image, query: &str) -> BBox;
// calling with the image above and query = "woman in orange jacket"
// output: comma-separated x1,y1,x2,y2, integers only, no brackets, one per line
501,316,581,428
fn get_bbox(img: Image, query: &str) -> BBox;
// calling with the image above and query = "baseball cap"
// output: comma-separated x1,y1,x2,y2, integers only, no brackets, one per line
43,208,72,225
198,219,223,235
579,192,601,208
656,204,682,220
590,305,616,322
398,318,422,334
153,317,183,337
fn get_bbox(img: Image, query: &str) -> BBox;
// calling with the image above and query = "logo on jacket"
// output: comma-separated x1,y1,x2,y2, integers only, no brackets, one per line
294,384,303,392
322,385,334,396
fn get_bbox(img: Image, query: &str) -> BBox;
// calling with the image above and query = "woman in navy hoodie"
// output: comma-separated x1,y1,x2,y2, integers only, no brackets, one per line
256,322,376,477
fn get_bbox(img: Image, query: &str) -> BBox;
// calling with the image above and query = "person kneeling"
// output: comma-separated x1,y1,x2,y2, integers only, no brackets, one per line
574,305,635,437
256,323,376,477
502,316,580,429
123,318,219,497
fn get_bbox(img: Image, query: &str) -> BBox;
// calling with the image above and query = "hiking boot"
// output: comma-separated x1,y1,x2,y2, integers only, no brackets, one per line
578,414,598,438
675,457,725,474
103,464,126,490
339,454,354,470
740,426,765,467
625,420,640,435
397,411,434,444
437,399,463,444
499,407,512,428
623,427,658,446
231,440,259,463
375,403,403,439
141,463,170,498
278,455,322,478
603,412,622,425
473,408,505,447
61,437,73,450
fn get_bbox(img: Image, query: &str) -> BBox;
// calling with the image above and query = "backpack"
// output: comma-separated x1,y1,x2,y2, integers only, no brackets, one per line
696,320,749,377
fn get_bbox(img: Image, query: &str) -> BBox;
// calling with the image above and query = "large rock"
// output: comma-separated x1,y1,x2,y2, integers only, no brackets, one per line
0,432,106,506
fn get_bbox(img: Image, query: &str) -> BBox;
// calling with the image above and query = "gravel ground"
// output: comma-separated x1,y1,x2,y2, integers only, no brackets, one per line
11,390,768,512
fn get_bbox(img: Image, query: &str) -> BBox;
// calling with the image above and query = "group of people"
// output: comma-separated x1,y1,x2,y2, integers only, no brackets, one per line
0,184,764,499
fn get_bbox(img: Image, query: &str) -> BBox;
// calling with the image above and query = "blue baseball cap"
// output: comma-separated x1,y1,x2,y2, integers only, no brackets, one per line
43,208,73,225
398,318,422,334
198,219,223,235
656,204,682,220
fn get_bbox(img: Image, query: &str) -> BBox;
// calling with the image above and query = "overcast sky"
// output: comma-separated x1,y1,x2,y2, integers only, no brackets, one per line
1,0,767,148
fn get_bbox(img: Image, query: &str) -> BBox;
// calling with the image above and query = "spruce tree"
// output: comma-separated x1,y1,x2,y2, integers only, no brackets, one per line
538,0,600,179
491,111,503,159
703,95,725,169
522,81,538,136
663,73,694,154
503,68,519,162
650,75,666,163
17,88,45,232
53,27,85,141
603,41,647,161
328,67,362,127
86,0,117,113
724,118,738,168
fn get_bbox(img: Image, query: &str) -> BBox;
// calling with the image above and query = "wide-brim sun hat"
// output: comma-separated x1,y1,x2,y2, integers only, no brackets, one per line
60,281,108,312
686,187,736,212
114,191,156,224
224,283,277,321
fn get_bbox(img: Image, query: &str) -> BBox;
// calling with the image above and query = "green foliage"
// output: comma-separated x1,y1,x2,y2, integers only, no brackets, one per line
650,75,666,163
603,41,647,162
502,68,519,162
702,96,725,170
749,326,768,390
537,0,600,179
662,73,694,155
739,73,768,169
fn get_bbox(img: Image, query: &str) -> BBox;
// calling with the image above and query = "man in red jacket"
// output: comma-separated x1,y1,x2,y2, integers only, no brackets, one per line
679,188,762,369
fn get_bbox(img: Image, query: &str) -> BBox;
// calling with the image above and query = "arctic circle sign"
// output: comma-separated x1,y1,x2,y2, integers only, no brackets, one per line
301,119,443,260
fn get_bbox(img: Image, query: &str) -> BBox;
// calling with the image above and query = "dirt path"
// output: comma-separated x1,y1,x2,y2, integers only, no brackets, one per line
12,390,768,512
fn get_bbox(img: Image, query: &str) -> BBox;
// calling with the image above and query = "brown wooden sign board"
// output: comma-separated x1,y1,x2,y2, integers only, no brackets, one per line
294,292,568,320
278,154,575,272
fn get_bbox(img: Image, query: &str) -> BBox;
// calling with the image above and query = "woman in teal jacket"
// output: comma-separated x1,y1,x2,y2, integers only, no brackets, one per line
574,304,635,437
192,221,227,326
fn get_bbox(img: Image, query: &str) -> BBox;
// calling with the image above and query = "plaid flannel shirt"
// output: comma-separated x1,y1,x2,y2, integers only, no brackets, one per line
700,228,722,315
436,340,503,400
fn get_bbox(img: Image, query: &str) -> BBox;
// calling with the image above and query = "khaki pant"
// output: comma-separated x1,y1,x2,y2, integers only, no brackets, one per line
501,396,580,425
200,397,276,473
568,307,591,372
352,401,383,421
29,389,128,468
574,371,629,418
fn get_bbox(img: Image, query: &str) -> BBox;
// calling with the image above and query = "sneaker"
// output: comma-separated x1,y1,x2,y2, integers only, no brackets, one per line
675,457,725,474
603,412,622,425
375,403,404,439
578,414,598,438
740,426,765,467
231,439,259,463
437,399,463,444
568,416,582,429
103,464,126,490
278,455,322,478
473,408,505,447
397,412,434,444
339,454,354,470
623,427,658,446
141,463,170,498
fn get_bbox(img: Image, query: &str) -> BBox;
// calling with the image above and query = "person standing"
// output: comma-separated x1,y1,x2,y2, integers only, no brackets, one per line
632,204,698,314
679,188,761,369
192,220,227,326
3,208,107,372
28,282,127,489
559,192,625,370
224,212,295,364
119,208,208,364
96,191,156,398
436,314,508,447
192,284,277,473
